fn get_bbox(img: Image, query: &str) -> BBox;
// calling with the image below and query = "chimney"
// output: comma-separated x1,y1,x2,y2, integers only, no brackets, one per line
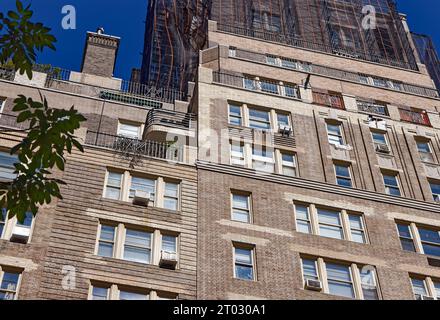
80,27,120,78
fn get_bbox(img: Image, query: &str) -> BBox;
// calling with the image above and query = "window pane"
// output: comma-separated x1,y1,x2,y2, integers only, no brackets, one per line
295,206,309,220
434,281,440,298
422,243,440,257
372,132,386,145
277,114,289,127
326,263,354,298
302,259,318,280
383,175,398,187
100,225,115,241
105,187,121,200
92,287,109,300
232,209,250,223
118,123,140,138
319,224,344,239
418,228,440,244
0,152,18,182
124,229,151,263
297,221,312,234
235,248,252,264
164,198,178,211
98,242,114,258
328,281,355,298
411,278,427,296
348,215,362,230
125,229,151,247
162,235,177,253
351,230,365,243
430,183,440,200
235,265,254,280
119,291,149,300
318,209,341,226
326,263,351,282
123,246,151,263
233,194,249,210
1,272,19,291
327,124,341,136
397,224,412,238
335,165,350,178
129,177,155,199
417,142,430,153
165,183,178,197
337,177,352,188
401,238,416,252
360,269,378,300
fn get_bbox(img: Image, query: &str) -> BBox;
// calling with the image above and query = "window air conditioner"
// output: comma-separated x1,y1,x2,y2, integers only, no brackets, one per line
159,250,178,269
133,190,151,207
305,279,323,291
375,144,390,154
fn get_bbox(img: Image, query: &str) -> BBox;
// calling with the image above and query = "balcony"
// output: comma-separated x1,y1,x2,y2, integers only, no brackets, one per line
144,109,196,140
357,101,389,117
85,131,185,163
399,108,431,126
212,71,300,100
313,91,345,110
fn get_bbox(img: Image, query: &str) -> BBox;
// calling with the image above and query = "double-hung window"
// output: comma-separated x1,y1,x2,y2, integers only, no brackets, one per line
228,104,242,126
252,146,274,173
416,140,434,163
326,123,344,145
231,193,251,223
317,208,344,240
0,151,18,182
91,286,110,300
360,268,379,300
105,172,123,200
0,270,20,300
418,227,440,257
348,214,366,243
295,204,312,234
411,278,429,300
281,153,297,177
0,209,6,238
396,223,416,252
234,246,255,281
123,229,152,264
430,181,440,202
97,224,116,258
277,113,290,129
230,143,245,166
162,235,177,254
164,182,179,211
383,173,401,196
334,164,352,188
248,109,271,130
129,176,156,205
301,259,319,281
372,131,388,150
326,263,355,298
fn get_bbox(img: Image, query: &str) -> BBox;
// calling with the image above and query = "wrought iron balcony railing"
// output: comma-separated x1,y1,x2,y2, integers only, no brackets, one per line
85,131,184,162
399,109,431,126
146,109,195,130
357,101,389,117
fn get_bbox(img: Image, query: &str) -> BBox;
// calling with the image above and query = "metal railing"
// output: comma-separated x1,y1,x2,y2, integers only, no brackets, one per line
146,109,195,130
217,23,416,71
399,109,431,126
85,131,184,162
312,91,345,110
357,101,389,117
213,71,300,99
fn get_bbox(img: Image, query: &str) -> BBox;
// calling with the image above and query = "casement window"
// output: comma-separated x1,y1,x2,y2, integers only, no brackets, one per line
231,192,251,223
280,153,297,177
252,146,275,173
294,203,367,244
410,276,440,300
228,104,242,126
164,182,179,211
334,163,352,188
95,222,180,267
105,172,123,200
89,283,176,300
97,224,116,258
0,269,21,300
429,181,440,202
104,170,180,211
123,229,152,264
416,140,435,163
117,122,142,139
396,221,440,257
230,142,245,166
326,123,345,145
382,173,401,196
248,108,271,130
91,286,110,300
301,257,380,300
233,245,255,281
0,151,18,182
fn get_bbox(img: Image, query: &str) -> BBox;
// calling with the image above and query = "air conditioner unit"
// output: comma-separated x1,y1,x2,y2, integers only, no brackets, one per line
133,190,151,207
305,279,322,291
278,124,293,136
159,250,178,269
10,225,31,244
375,144,390,154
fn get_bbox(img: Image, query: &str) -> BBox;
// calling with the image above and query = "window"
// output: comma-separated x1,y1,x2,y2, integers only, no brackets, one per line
371,131,388,149
383,173,401,196
430,181,440,202
326,123,344,145
119,290,149,300
252,146,275,173
230,143,245,166
418,227,440,257
317,208,344,240
416,140,434,163
359,74,370,84
118,122,141,139
434,280,440,299
277,113,290,128
244,78,257,90
296,204,367,243
348,214,366,244
266,55,279,66
162,235,177,254
281,153,297,177
0,209,6,238
231,193,251,223
334,164,352,188
0,270,20,300
0,151,18,182
123,229,152,264
164,182,179,211
396,223,416,252
228,104,242,126
281,58,298,69
411,278,428,299
301,257,379,299
105,172,123,200
284,84,298,98
295,204,312,234
97,224,116,258
326,263,355,298
234,246,255,281
10,212,33,244
91,286,109,300
129,176,155,205
372,77,388,88
248,108,271,130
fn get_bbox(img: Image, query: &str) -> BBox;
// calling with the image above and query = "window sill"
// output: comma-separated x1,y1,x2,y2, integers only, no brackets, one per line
99,197,181,214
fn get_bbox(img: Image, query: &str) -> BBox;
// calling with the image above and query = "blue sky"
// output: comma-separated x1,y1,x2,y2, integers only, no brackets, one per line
2,0,439,80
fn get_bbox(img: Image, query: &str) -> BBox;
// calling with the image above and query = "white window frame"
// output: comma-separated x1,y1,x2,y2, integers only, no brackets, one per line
416,139,435,163
231,192,252,224
382,172,401,196
96,223,117,258
163,181,180,211
233,244,256,281
228,104,243,127
230,142,245,167
334,163,353,188
122,227,153,265
429,180,440,202
117,121,143,139
326,122,345,146
410,276,439,300
251,145,275,173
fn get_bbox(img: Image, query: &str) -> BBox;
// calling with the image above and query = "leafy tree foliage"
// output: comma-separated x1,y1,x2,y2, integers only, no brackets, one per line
0,1,86,222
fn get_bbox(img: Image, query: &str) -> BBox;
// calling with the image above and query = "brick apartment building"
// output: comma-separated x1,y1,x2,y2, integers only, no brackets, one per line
1,0,440,300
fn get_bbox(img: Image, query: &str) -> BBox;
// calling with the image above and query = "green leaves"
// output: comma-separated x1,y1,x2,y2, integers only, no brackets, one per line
0,95,86,223
0,0,57,79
